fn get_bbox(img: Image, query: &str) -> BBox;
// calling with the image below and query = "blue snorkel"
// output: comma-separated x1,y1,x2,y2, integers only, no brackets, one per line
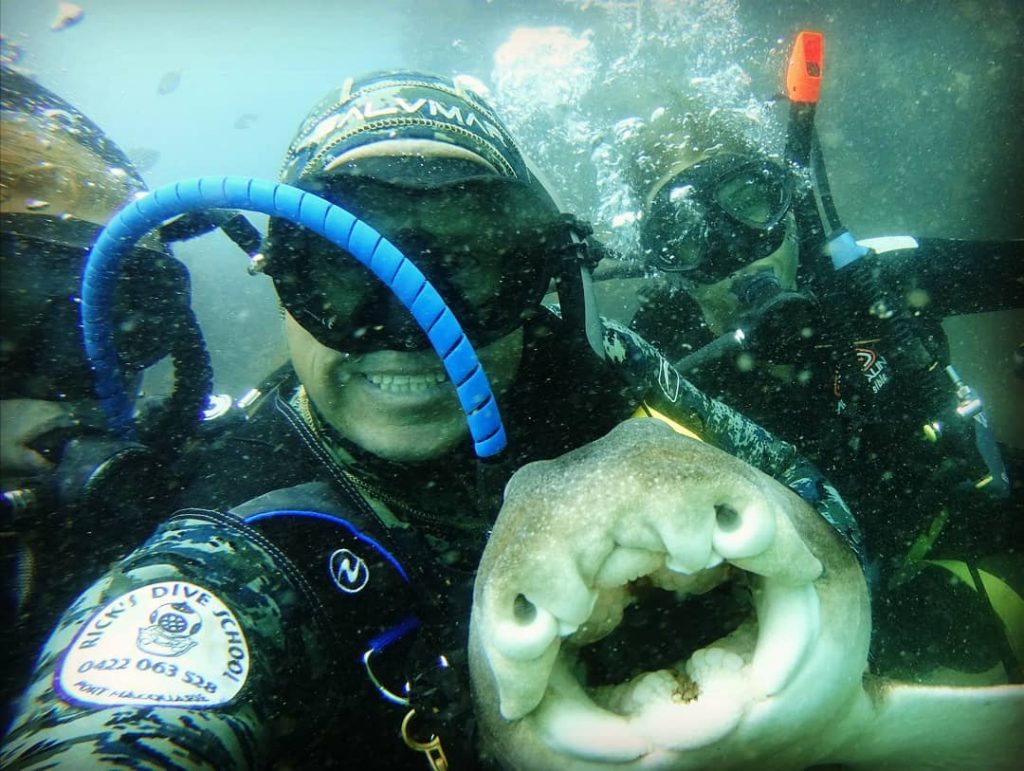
81,176,508,458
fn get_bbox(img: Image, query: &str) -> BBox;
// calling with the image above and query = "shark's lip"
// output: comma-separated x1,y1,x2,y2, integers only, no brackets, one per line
480,489,824,761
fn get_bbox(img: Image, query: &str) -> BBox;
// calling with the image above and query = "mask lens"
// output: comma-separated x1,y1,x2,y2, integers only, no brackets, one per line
645,184,709,273
2,218,186,398
715,162,791,228
270,177,562,351
642,155,793,280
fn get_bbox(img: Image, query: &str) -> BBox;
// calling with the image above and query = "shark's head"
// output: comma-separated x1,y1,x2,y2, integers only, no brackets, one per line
469,418,871,769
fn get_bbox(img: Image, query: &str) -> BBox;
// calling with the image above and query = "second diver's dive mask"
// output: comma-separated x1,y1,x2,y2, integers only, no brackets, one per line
266,172,573,353
0,213,188,400
642,153,793,280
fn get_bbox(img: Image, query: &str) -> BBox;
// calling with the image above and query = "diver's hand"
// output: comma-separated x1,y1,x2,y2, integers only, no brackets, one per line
0,399,77,478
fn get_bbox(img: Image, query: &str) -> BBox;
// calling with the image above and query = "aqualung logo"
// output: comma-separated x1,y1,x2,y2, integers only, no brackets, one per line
855,347,891,394
854,348,878,370
328,548,370,594
294,96,509,155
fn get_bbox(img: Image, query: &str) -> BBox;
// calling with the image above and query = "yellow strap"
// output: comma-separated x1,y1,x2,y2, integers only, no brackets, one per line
631,403,703,442
924,559,1024,671
888,507,950,590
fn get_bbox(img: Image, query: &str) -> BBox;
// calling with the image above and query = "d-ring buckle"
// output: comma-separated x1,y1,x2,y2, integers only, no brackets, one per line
401,709,449,771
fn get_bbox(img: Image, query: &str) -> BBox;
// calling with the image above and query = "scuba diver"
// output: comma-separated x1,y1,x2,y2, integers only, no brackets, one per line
2,70,861,769
0,64,213,725
624,83,1024,682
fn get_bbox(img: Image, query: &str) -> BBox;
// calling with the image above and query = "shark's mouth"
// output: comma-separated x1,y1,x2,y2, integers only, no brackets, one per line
476,478,826,764
470,422,885,769
580,572,750,690
522,556,821,761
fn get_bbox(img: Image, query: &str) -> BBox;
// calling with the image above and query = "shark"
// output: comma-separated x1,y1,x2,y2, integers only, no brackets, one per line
468,418,1023,769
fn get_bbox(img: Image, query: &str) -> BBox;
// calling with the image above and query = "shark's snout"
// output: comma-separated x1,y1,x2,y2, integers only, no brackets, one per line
470,419,869,769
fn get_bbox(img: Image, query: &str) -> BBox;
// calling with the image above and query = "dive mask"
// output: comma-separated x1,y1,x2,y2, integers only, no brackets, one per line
266,174,572,353
642,153,793,280
1,214,188,400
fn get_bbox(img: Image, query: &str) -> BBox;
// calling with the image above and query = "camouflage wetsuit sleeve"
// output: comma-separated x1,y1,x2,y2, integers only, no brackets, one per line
1,506,336,770
601,318,863,560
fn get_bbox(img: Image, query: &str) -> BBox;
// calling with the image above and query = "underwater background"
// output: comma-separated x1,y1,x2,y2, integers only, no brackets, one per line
2,0,1020,445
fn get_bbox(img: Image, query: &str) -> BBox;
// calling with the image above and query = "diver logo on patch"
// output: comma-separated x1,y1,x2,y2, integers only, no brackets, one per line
328,548,370,594
57,581,250,709
137,601,202,657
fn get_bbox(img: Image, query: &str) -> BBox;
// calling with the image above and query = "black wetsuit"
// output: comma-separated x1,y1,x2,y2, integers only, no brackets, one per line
630,241,1024,678
1,312,857,769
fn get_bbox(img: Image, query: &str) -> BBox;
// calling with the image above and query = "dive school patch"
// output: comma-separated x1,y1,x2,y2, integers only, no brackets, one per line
56,581,250,708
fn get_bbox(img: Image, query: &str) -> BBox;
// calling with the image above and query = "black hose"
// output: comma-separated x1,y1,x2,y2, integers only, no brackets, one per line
139,304,212,453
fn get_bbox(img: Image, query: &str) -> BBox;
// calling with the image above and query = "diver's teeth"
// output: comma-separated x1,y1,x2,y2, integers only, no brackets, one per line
492,599,558,662
705,551,724,569
711,502,776,560
750,580,820,696
366,372,447,391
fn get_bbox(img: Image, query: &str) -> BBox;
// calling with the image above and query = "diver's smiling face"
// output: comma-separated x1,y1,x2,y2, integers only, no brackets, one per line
285,312,523,462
